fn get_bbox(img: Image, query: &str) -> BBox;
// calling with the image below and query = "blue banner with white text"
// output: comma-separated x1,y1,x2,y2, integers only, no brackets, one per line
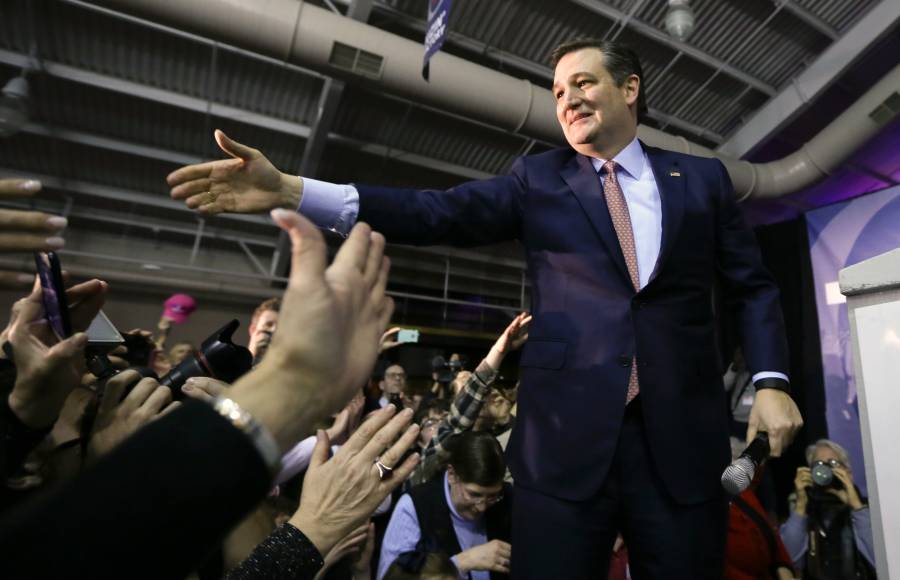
423,0,451,80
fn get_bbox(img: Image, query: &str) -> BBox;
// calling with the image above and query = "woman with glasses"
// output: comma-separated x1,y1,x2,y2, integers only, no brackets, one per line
378,431,512,580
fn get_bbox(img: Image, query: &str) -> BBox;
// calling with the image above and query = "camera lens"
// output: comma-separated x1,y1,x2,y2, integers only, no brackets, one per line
811,462,834,487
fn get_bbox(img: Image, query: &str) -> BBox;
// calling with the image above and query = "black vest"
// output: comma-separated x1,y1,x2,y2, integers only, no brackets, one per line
408,476,512,580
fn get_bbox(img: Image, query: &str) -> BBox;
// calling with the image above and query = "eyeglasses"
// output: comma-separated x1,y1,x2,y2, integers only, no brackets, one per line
457,484,504,507
384,372,406,380
420,417,442,430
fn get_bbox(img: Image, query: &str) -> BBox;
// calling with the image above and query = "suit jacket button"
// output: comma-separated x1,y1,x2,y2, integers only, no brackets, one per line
618,355,631,367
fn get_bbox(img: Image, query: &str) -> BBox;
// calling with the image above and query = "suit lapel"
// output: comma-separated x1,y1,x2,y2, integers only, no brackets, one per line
560,154,632,285
644,145,685,283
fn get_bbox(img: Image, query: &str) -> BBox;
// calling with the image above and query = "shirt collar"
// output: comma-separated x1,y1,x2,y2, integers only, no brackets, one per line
589,136,644,180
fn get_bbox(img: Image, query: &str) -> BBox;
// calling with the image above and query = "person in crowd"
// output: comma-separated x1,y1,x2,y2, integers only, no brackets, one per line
379,431,512,580
0,210,414,580
168,340,196,365
410,313,529,487
378,363,408,409
780,439,876,579
413,399,451,456
722,438,794,580
168,35,803,577
248,296,281,363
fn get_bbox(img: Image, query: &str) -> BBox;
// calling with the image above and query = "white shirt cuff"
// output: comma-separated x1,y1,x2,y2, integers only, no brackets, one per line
297,177,359,237
752,371,790,384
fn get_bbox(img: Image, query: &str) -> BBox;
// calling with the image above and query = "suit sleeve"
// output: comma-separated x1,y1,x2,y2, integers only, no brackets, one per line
712,160,790,377
356,158,527,247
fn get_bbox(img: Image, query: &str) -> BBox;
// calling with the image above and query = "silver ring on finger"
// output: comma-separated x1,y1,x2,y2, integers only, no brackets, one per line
375,458,394,480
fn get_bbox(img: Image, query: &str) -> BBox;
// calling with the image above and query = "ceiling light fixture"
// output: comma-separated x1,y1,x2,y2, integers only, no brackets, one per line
665,0,695,42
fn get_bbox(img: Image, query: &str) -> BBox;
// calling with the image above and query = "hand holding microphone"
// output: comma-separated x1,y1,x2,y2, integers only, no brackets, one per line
721,432,769,495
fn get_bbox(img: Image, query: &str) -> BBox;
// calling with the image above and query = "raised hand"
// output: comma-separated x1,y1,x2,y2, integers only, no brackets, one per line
167,130,300,215
226,209,393,453
486,312,532,370
0,178,67,253
88,370,178,459
289,405,419,556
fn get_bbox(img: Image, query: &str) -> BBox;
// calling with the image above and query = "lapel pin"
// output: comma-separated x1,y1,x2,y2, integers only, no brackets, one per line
669,171,681,177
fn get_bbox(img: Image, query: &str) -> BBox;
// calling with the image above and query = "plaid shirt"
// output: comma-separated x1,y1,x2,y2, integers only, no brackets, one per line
408,359,497,486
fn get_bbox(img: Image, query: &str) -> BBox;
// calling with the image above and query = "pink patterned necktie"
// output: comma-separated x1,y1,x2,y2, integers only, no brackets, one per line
602,160,641,404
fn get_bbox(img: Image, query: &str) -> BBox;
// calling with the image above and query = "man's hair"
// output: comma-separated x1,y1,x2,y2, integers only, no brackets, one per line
414,398,451,425
805,438,852,470
549,38,649,123
446,431,505,486
251,297,281,326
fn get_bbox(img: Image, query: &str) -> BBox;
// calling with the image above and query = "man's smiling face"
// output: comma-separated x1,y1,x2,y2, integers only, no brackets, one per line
553,48,639,157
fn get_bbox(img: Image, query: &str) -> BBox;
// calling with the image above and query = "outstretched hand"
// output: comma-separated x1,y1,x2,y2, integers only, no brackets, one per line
226,210,393,453
486,312,531,370
167,130,301,215
0,178,68,253
290,405,419,556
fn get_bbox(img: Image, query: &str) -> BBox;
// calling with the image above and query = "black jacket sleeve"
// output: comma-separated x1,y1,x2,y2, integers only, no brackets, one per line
226,522,324,580
0,400,271,579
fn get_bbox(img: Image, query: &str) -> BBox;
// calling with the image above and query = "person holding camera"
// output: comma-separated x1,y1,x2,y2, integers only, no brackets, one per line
779,439,876,579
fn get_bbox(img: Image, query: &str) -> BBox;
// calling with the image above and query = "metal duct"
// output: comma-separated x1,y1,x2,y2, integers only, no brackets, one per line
90,0,900,201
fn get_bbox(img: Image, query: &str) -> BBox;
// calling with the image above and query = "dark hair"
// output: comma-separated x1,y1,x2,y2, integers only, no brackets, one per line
384,552,458,580
550,38,648,123
414,398,450,425
251,297,281,326
445,431,505,486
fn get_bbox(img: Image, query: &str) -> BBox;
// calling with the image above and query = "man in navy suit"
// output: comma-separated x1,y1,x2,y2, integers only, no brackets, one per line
168,38,803,579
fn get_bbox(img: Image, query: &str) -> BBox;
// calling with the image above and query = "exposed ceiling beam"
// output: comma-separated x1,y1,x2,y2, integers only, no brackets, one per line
566,0,777,96
350,0,725,144
719,0,900,158
0,48,493,182
779,0,839,41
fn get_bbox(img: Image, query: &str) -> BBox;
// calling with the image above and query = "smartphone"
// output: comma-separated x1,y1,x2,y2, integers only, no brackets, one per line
397,329,419,343
34,251,71,339
34,251,124,349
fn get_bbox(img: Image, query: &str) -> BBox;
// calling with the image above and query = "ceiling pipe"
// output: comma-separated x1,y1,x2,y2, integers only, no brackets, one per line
89,0,900,201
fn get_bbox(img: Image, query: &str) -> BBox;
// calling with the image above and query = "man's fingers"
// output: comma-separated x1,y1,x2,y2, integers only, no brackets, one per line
374,422,420,475
215,129,257,162
120,377,161,414
377,297,396,337
169,178,212,201
0,209,67,232
167,161,216,188
47,332,88,363
141,385,173,416
362,232,386,288
156,401,181,419
379,452,419,494
341,404,398,456
359,407,414,462
332,222,373,274
0,270,36,290
271,209,328,286
0,179,41,197
184,377,228,397
0,233,65,253
100,370,141,415
308,429,331,470
68,280,108,332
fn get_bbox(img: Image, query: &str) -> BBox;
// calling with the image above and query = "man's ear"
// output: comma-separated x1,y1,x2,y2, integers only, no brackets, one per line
622,74,640,108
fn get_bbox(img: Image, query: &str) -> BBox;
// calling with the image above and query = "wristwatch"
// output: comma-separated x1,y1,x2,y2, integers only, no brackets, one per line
211,397,282,476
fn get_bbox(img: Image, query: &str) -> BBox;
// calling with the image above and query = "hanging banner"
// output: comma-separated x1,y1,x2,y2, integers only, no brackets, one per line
423,0,452,81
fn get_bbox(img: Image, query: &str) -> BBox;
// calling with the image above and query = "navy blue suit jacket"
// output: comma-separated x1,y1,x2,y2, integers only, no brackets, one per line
358,143,788,505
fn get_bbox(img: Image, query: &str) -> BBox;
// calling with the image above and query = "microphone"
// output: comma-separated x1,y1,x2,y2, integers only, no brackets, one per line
721,432,770,495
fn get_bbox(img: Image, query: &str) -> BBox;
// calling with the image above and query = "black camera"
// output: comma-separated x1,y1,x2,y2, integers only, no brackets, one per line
431,355,466,384
159,319,253,399
810,459,843,490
